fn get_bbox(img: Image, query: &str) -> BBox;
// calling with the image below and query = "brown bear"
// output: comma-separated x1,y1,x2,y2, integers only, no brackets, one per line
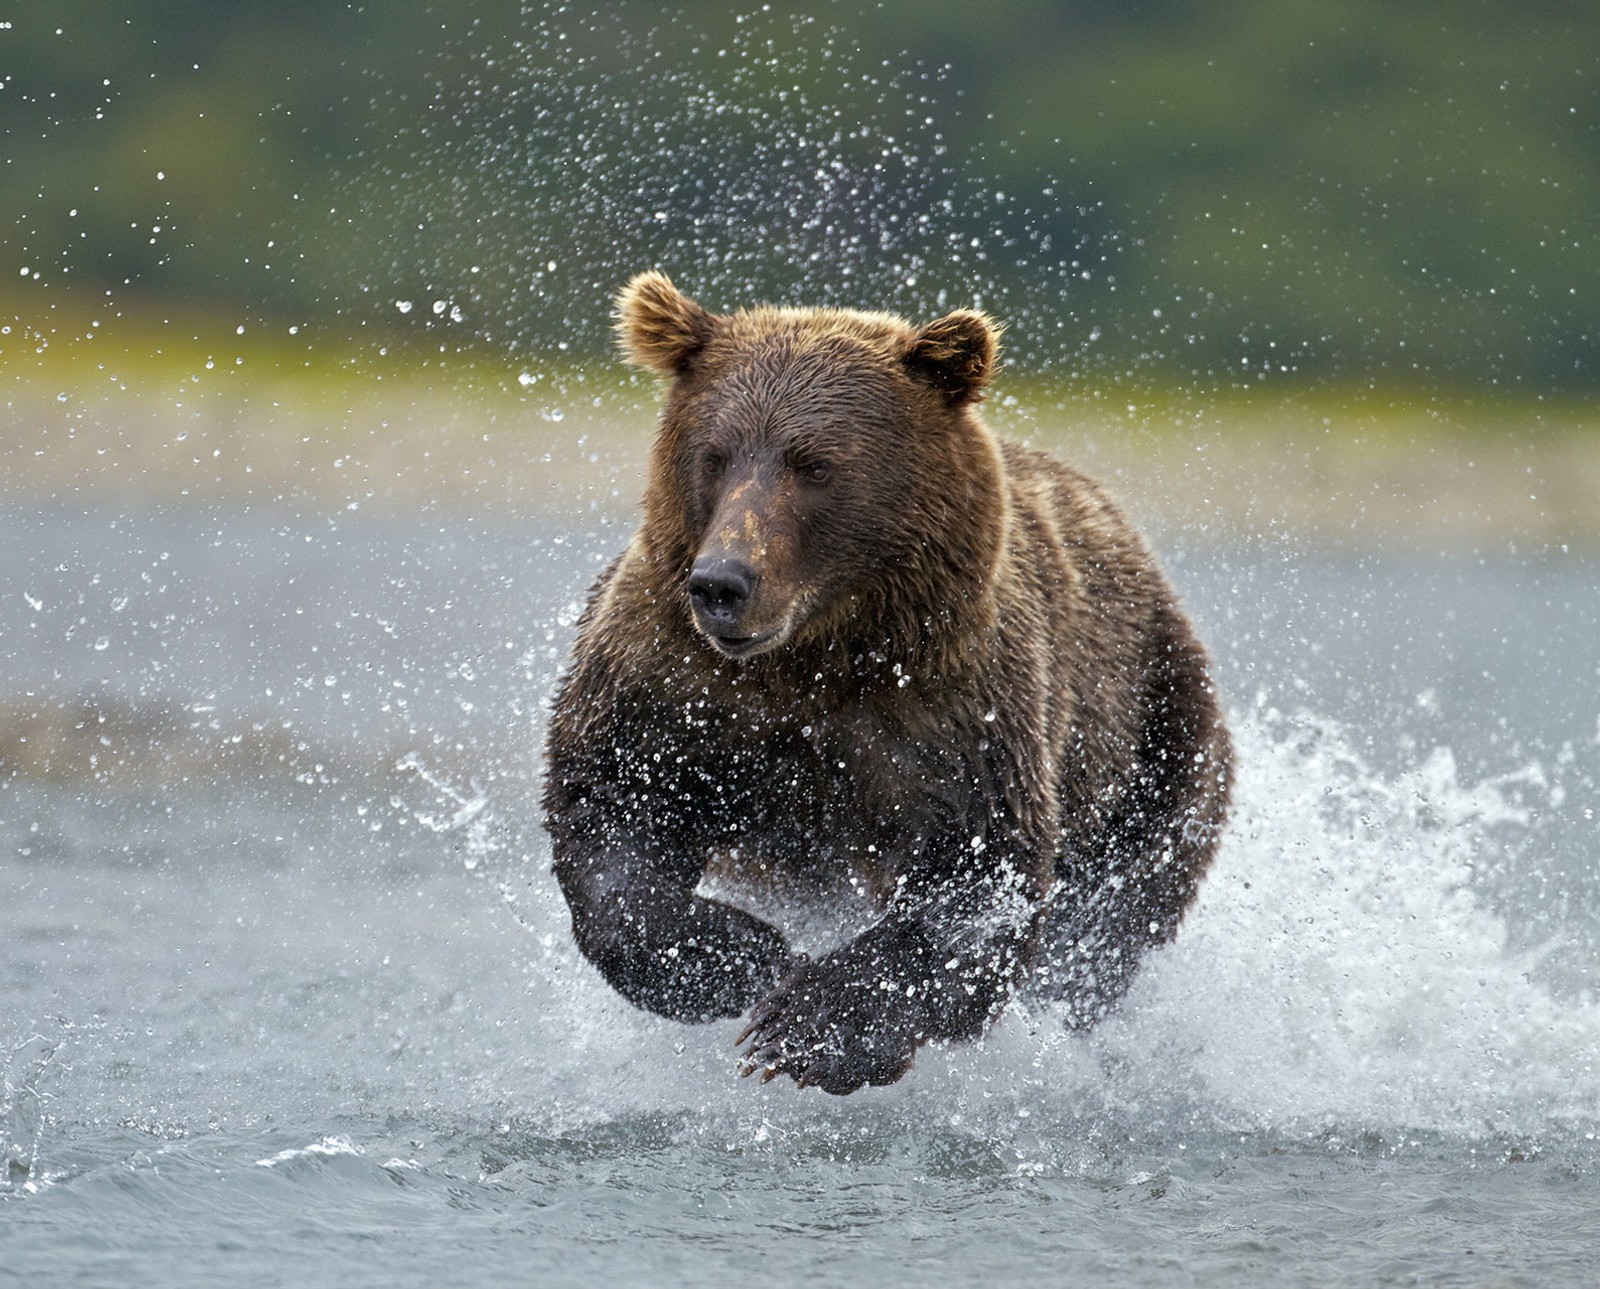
542,272,1231,1094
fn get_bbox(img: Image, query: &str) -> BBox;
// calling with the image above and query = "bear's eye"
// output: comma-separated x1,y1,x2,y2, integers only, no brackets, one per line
798,461,833,486
700,452,727,480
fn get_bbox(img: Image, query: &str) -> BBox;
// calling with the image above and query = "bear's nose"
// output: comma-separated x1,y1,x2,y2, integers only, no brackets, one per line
688,556,756,622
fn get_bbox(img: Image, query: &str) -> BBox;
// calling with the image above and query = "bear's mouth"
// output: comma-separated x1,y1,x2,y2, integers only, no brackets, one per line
705,628,781,659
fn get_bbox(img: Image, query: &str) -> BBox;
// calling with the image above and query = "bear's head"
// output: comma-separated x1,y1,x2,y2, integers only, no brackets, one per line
617,271,1009,666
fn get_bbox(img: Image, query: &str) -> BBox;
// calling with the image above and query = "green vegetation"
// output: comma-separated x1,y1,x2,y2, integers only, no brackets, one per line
2,1,1597,391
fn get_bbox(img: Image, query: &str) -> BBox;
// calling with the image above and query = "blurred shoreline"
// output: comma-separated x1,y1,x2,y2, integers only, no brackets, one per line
4,333,1597,553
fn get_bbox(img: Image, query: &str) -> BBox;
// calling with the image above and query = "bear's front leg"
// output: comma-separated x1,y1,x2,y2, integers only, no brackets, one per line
554,840,798,1023
737,877,1039,1094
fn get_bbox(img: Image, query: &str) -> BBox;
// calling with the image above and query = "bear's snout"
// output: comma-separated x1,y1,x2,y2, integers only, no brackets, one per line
689,555,757,624
688,554,786,656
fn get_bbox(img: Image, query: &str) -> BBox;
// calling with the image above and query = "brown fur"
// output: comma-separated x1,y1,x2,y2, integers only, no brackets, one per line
543,273,1232,1094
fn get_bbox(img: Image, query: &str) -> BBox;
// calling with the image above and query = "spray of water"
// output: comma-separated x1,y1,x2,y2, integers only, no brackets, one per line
394,693,1597,1151
1120,704,1599,1135
2,1034,61,1194
324,3,1107,373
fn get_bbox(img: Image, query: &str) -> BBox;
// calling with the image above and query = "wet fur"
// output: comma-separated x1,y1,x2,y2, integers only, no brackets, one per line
543,272,1232,1093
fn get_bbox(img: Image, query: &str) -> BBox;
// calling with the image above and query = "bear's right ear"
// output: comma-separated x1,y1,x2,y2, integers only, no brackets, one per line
614,271,716,377
903,309,1001,404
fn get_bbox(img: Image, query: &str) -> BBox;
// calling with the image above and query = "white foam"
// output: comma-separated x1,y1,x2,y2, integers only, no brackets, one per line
1097,705,1600,1135
441,702,1599,1142
255,1134,365,1168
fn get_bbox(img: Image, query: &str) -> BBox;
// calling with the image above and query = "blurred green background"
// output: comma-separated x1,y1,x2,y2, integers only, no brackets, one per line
3,0,1597,541
7,0,1598,380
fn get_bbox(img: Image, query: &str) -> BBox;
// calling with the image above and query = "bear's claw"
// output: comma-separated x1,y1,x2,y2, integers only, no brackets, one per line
735,959,921,1095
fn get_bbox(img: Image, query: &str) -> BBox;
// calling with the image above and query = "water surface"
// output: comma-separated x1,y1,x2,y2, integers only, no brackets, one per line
3,502,1597,1287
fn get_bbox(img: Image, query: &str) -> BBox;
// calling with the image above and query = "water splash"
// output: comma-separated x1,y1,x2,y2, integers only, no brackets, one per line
396,753,492,843
1112,704,1600,1135
439,700,1598,1150
3,1031,62,1193
328,4,1098,371
396,751,535,907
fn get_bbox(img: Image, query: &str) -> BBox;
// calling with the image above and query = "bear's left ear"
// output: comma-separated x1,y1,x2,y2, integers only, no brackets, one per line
614,271,716,377
903,309,1001,404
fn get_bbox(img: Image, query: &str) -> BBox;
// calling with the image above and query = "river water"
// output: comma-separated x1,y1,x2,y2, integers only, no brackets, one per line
3,499,1597,1287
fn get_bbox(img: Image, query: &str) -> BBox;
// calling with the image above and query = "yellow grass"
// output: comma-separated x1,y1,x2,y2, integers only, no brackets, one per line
5,296,1597,551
